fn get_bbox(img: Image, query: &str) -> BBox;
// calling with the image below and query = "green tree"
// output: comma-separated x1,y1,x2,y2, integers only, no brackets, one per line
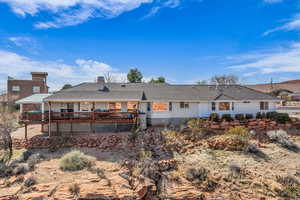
127,68,143,83
150,76,166,83
61,84,72,90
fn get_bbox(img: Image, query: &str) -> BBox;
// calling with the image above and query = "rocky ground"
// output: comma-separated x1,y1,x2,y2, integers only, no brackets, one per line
1,126,300,200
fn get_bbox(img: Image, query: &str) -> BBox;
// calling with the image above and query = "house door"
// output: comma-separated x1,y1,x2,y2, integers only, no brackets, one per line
67,103,74,112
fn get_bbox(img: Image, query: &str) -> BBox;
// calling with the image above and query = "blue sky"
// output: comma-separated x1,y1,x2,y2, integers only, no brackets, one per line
0,0,300,91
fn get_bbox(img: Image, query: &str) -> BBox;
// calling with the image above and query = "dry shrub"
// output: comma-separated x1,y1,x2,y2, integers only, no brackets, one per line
24,175,36,187
59,151,96,171
207,126,250,151
185,167,209,183
276,175,300,199
69,183,80,196
267,130,299,152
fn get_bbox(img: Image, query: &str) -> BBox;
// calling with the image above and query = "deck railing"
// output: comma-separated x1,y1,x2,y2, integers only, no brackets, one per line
20,111,138,123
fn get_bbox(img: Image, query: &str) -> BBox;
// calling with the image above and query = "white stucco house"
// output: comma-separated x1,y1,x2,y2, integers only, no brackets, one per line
17,76,280,134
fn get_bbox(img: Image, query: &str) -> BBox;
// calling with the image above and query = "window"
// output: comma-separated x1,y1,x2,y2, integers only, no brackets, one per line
260,102,269,110
211,102,216,111
147,102,151,111
153,102,168,111
219,102,230,111
12,86,20,92
232,102,234,111
32,86,40,93
180,102,185,109
180,102,189,109
169,102,172,111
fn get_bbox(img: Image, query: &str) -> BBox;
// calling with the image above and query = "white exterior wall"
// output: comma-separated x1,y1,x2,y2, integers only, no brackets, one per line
141,100,278,120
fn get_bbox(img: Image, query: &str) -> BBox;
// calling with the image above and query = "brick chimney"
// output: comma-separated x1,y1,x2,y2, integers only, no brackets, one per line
97,76,105,91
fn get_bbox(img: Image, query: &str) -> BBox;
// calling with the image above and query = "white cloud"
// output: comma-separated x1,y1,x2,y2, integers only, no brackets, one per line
0,0,183,29
264,14,300,35
228,43,300,75
8,36,32,46
8,36,39,54
0,50,128,91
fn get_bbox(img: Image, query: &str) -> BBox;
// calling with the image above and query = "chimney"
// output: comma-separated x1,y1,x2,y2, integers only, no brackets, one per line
97,76,105,91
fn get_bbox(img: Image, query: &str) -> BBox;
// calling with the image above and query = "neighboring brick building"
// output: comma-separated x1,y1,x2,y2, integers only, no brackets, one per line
7,72,49,103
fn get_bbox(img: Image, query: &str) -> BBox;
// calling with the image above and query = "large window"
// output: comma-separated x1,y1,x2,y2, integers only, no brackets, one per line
153,102,168,111
32,86,40,93
260,102,269,110
12,85,20,92
219,102,230,111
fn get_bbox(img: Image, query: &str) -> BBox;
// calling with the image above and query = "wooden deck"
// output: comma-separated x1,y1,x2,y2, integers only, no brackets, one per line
20,111,138,124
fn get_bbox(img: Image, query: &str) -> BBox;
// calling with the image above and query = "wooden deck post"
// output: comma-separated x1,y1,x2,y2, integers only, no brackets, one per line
25,124,28,141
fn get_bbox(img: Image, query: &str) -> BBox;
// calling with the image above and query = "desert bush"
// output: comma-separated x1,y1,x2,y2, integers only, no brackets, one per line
139,149,153,161
69,183,80,196
228,163,245,178
59,151,96,171
277,175,300,186
267,130,299,152
245,114,253,119
235,114,244,121
210,113,219,122
256,112,262,119
226,126,250,143
24,175,36,187
208,126,250,151
185,167,209,183
221,114,233,122
266,112,290,123
276,175,300,199
187,118,205,132
27,153,43,169
12,163,29,175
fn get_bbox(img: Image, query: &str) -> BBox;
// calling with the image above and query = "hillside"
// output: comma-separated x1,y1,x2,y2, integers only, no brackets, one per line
1,122,300,200
246,80,300,93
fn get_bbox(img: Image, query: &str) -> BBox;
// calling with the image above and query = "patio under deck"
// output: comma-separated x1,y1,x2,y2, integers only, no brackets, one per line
19,111,139,140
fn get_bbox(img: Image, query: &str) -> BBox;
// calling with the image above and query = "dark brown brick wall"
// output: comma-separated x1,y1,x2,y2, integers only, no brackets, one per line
23,104,41,112
7,79,48,102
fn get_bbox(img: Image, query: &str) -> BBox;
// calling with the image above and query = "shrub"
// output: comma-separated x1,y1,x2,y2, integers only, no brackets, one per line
59,151,96,171
228,163,244,178
266,112,290,123
245,114,253,120
222,114,233,122
24,175,36,187
235,114,244,121
27,153,43,169
256,112,262,119
185,167,209,183
210,113,219,122
275,113,290,124
267,130,299,152
12,164,29,175
266,112,277,120
226,126,250,147
187,118,205,131
69,183,80,196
